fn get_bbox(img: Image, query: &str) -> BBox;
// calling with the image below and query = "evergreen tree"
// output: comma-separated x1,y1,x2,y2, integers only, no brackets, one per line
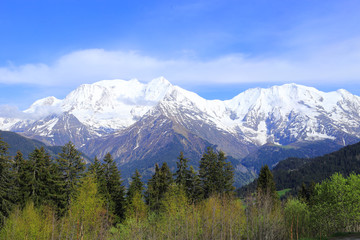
20,147,60,206
218,150,235,194
298,181,315,205
174,152,190,187
14,152,32,206
256,165,279,204
0,137,14,225
88,156,105,188
146,164,161,211
159,162,173,194
56,142,85,209
199,147,235,198
146,162,173,211
88,156,102,177
25,147,53,206
126,170,147,221
12,151,25,204
126,169,144,204
101,153,126,222
199,147,218,198
187,166,202,203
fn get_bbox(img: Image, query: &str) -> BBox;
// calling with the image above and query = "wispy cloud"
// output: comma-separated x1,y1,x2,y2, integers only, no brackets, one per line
1,37,360,88
0,104,63,120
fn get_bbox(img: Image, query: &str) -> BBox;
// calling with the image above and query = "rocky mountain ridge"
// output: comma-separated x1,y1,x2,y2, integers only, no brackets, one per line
1,77,360,186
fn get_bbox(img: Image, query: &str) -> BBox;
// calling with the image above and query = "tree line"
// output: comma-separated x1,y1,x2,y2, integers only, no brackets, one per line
1,135,360,239
0,136,236,238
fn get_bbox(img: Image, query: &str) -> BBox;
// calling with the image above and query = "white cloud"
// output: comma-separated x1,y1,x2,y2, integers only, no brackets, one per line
1,38,360,88
0,104,62,120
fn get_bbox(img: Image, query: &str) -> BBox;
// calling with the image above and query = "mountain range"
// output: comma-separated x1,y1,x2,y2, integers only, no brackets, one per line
1,77,360,186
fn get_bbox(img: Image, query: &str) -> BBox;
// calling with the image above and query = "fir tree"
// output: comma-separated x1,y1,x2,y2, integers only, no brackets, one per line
257,165,279,204
187,166,202,203
218,151,235,194
199,147,235,198
199,147,218,198
146,162,173,211
0,137,14,225
174,152,190,188
146,163,161,211
12,151,25,204
101,153,126,222
126,169,144,204
26,147,60,208
56,142,85,208
88,156,102,177
298,181,315,205
159,162,173,194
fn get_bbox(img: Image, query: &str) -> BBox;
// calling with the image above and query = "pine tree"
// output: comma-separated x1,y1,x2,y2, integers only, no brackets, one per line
56,142,85,209
0,137,14,225
101,153,126,223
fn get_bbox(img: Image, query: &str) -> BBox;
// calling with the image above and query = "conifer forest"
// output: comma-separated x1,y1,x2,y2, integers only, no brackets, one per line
0,137,360,240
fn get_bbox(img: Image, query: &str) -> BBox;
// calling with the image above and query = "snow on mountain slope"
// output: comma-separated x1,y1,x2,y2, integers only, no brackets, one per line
20,77,173,134
1,78,360,154
151,82,360,154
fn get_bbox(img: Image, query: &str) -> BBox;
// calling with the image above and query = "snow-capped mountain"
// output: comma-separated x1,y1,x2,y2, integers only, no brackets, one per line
1,77,360,185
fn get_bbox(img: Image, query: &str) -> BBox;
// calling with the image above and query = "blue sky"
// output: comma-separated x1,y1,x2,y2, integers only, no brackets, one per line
1,0,360,109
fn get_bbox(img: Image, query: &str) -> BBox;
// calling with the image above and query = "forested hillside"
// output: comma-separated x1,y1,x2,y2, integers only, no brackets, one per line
0,135,359,239
238,140,360,197
0,130,63,157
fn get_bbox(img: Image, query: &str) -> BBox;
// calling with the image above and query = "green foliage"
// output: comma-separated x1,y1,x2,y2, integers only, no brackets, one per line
277,188,291,198
199,147,235,198
125,191,147,222
0,136,15,225
3,135,360,239
298,182,315,204
284,198,310,239
200,195,246,239
0,202,55,240
126,169,144,206
59,176,110,239
56,141,85,209
310,173,360,236
245,193,286,240
273,141,360,191
257,165,279,205
174,152,203,202
145,162,173,211
88,156,103,177
241,140,343,173
26,147,60,208
0,130,63,158
187,165,203,202
101,153,126,223
174,151,190,187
